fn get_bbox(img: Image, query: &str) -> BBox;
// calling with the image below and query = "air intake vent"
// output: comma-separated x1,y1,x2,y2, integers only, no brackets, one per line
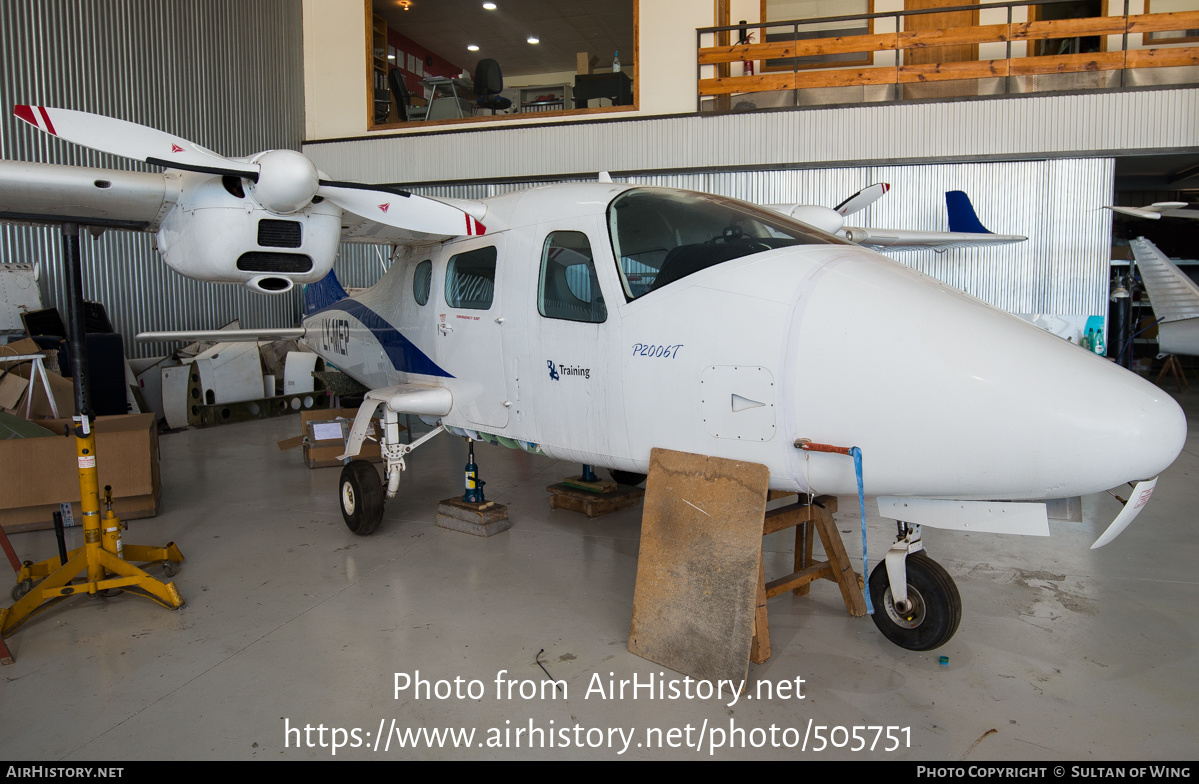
236,253,313,273
257,219,302,248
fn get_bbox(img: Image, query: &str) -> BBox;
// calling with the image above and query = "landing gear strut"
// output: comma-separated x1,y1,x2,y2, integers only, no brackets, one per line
868,523,962,651
336,399,445,535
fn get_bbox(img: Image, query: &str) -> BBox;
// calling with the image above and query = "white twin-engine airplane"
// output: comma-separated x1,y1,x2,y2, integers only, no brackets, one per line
1,106,1186,651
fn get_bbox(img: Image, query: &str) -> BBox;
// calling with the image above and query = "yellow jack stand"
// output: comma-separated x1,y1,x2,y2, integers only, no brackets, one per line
1,223,183,658
1,422,185,647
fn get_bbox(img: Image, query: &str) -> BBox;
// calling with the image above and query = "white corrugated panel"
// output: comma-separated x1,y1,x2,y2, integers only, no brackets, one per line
403,158,1113,320
305,88,1197,186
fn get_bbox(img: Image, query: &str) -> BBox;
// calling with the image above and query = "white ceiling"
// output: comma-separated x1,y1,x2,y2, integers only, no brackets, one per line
372,0,636,78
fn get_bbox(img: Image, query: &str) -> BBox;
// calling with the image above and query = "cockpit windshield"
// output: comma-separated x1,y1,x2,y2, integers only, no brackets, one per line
607,188,850,299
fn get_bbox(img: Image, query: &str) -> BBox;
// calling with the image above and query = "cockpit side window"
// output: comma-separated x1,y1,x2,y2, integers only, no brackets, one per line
538,231,607,323
607,188,849,300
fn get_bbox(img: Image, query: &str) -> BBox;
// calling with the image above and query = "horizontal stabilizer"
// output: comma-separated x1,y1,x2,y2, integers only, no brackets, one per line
136,328,306,343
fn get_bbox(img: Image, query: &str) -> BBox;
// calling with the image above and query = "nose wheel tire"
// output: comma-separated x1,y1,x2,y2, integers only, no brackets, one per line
868,551,961,651
340,460,385,536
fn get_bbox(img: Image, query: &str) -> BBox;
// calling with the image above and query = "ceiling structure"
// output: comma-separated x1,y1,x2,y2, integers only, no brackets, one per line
372,0,635,78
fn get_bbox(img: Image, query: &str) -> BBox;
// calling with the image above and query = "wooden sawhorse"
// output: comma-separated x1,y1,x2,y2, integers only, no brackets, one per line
751,494,868,663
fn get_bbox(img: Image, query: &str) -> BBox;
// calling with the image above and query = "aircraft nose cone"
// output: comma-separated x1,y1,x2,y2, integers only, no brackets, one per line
786,252,1187,499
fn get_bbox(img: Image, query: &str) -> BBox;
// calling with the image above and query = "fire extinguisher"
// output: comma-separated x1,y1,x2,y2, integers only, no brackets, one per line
738,20,755,76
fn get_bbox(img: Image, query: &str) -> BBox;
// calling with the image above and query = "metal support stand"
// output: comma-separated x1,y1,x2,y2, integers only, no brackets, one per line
1,223,184,655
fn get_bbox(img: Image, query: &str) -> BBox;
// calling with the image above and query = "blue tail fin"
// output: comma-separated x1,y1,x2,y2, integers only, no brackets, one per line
303,270,349,316
946,191,992,234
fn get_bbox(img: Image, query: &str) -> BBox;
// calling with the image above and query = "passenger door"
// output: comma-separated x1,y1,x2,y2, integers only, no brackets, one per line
435,238,510,429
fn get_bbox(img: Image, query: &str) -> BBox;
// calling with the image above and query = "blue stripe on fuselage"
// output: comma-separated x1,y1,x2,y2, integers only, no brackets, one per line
310,300,454,378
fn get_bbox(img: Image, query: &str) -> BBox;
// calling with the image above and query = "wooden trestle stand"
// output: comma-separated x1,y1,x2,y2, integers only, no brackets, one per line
751,493,867,664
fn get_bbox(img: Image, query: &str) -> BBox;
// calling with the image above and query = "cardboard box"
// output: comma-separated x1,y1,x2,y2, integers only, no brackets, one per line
0,413,160,533
576,52,598,75
277,408,385,469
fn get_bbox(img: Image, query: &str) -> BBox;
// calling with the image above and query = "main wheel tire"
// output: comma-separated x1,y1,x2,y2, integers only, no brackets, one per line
868,551,962,651
609,470,647,487
340,460,385,536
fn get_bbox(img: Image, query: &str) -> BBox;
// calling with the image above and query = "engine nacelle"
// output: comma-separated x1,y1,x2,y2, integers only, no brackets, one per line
155,174,342,294
777,204,845,235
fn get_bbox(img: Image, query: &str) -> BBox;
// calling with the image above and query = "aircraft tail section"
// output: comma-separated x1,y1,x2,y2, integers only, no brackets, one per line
303,270,349,316
945,191,993,234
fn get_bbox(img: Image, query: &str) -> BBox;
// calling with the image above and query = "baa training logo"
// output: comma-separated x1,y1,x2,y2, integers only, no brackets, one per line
547,360,560,381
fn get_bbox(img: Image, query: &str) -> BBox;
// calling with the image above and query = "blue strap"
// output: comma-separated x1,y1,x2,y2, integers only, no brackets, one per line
849,447,874,615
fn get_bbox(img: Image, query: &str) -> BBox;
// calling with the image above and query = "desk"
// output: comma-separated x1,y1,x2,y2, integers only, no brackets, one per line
421,76,474,120
573,72,633,109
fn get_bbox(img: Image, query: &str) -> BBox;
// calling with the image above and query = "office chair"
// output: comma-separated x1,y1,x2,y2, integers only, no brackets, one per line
387,68,411,122
473,59,512,114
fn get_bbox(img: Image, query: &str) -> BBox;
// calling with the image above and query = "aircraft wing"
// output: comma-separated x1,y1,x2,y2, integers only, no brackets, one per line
841,226,1027,251
0,159,175,230
1130,237,1199,323
1108,202,1199,221
337,203,487,246
0,159,490,247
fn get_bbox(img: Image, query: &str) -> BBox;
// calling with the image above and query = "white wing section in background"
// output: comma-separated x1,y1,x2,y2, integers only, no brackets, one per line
1130,236,1199,357
765,186,1027,251
1108,202,1199,221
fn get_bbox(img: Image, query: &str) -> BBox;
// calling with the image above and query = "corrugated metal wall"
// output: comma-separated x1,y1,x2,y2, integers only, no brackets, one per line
400,158,1115,317
0,0,379,357
304,88,1196,185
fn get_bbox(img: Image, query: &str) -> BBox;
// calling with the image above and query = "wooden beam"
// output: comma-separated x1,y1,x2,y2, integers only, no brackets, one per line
1011,16,1128,40
765,562,835,599
698,32,900,64
1008,51,1126,75
900,23,1011,49
699,71,796,95
898,59,1009,82
793,66,899,90
1126,46,1199,68
1128,10,1199,34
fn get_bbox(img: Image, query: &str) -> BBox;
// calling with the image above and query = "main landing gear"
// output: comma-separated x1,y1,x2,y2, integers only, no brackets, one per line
868,522,962,651
337,411,446,536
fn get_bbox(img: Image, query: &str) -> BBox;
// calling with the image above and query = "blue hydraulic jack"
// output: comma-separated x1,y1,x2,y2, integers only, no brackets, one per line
435,439,509,537
462,440,486,504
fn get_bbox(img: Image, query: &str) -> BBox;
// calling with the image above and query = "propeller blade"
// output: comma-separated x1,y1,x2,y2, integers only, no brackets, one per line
834,182,890,216
317,181,486,237
13,105,259,180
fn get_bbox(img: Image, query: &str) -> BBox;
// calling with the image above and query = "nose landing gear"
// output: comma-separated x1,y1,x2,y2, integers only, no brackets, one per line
868,523,961,651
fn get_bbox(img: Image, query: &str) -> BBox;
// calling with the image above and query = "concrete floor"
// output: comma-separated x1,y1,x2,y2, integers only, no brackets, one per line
1,393,1196,761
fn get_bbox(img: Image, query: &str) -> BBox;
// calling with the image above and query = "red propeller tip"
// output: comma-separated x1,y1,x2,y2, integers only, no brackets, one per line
13,104,56,135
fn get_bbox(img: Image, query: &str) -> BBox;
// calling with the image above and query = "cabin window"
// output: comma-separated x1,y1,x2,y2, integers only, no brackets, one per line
445,246,497,310
607,188,849,300
538,232,607,324
413,259,432,306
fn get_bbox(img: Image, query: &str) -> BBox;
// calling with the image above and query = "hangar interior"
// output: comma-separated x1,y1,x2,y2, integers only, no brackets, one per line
0,0,1196,761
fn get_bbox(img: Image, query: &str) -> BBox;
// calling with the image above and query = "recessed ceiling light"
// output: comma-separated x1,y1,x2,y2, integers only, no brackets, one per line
483,2,497,9
527,36,539,44
467,44,480,51
387,54,395,60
